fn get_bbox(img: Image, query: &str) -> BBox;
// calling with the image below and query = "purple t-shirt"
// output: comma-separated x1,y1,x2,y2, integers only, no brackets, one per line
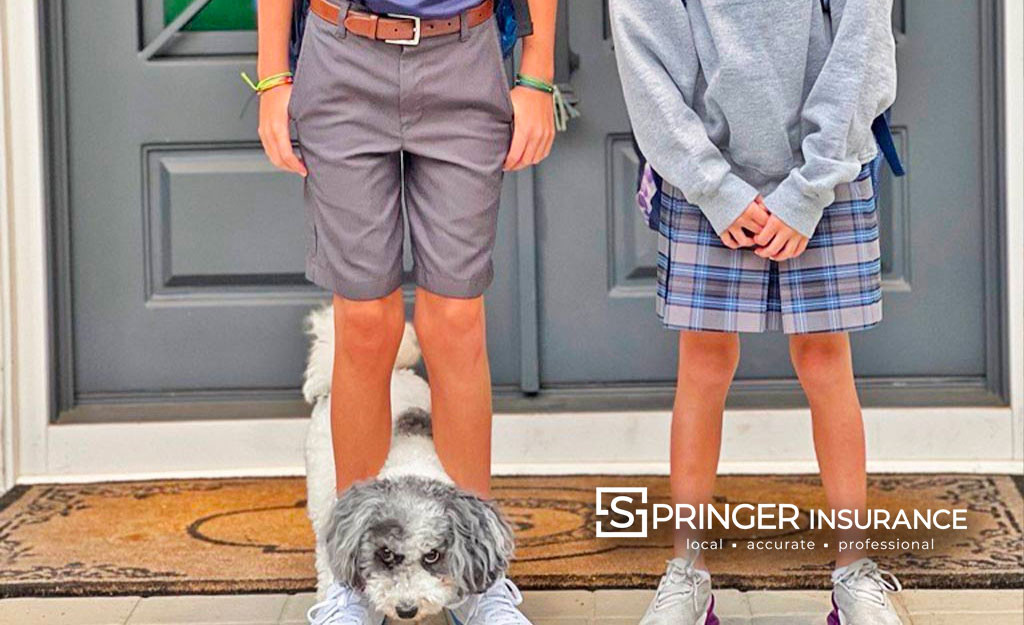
359,0,482,19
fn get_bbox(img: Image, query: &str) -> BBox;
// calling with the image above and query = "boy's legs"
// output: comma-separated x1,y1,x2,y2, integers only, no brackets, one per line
329,288,495,499
789,332,867,566
671,330,740,568
331,290,407,494
414,289,493,497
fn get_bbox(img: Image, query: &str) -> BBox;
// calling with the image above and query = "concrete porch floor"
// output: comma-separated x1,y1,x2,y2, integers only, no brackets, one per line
0,589,1021,625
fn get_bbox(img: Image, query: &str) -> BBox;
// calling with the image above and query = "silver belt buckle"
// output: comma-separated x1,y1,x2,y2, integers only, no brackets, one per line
384,13,421,45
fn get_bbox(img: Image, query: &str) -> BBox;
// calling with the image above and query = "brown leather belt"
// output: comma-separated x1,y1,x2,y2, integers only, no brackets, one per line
309,0,494,45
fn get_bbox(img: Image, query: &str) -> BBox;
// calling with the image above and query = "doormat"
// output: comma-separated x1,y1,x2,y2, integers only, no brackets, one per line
0,475,1020,597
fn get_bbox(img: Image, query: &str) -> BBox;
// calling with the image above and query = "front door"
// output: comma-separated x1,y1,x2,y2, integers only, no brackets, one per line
47,0,1005,422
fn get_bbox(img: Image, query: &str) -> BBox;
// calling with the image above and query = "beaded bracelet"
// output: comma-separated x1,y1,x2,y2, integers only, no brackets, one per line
514,73,555,94
241,71,294,95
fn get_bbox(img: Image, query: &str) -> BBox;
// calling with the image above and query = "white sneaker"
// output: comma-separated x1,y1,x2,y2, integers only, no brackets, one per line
830,558,904,625
446,577,531,625
307,583,385,625
640,558,718,625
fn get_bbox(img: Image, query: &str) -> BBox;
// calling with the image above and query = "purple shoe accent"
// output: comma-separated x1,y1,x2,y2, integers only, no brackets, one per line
826,593,841,625
705,595,720,625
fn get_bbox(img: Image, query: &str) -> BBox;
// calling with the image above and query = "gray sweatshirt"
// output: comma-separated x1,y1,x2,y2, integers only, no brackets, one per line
609,0,897,237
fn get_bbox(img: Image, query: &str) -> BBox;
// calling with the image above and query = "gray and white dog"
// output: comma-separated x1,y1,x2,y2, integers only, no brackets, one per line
302,306,515,621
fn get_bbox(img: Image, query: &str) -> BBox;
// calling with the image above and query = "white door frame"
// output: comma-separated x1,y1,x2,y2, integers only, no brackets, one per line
1,0,52,488
0,0,13,491
1007,0,1024,466
2,0,1022,484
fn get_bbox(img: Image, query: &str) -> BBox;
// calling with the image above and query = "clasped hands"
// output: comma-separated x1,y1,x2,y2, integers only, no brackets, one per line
720,196,808,262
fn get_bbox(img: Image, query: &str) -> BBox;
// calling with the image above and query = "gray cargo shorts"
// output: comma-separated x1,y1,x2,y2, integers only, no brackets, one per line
289,3,514,300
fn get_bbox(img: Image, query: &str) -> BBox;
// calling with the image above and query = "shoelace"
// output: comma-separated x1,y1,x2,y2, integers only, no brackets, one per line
307,584,371,625
652,559,704,613
835,559,903,608
469,578,525,625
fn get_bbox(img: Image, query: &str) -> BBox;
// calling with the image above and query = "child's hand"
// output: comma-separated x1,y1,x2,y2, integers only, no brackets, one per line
258,84,307,177
720,198,770,249
504,86,556,171
754,214,809,261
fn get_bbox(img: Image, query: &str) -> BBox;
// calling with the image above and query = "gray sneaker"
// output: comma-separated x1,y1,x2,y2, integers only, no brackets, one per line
446,577,531,625
307,583,385,625
829,559,904,625
640,558,718,625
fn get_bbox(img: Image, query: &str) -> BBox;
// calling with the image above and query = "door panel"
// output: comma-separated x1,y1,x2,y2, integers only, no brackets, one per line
534,1,992,386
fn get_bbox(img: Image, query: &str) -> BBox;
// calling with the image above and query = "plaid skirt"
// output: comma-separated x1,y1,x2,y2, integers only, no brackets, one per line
656,162,882,334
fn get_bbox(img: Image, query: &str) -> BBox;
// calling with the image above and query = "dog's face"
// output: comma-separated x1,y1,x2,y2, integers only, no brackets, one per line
324,477,514,621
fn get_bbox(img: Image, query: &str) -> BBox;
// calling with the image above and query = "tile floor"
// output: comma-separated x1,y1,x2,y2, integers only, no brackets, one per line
0,589,1020,625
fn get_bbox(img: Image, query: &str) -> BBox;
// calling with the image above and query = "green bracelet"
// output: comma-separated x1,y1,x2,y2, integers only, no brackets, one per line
513,73,581,132
241,71,294,94
514,73,555,94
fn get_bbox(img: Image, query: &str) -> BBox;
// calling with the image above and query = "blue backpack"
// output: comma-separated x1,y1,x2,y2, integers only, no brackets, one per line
289,0,531,71
636,0,905,231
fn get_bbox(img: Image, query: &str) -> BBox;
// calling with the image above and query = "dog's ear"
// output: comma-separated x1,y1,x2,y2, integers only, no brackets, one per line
445,490,515,595
324,480,386,590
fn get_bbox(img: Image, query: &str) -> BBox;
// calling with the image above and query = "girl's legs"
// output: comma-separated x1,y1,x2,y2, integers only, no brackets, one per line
413,288,493,498
789,332,867,567
331,290,407,494
671,330,740,569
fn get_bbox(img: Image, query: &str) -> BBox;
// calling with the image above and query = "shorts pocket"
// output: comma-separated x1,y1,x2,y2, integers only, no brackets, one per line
288,11,324,120
485,22,515,122
288,52,308,120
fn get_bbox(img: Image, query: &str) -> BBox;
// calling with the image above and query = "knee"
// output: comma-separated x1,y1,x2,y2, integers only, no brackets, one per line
414,297,485,353
678,333,740,390
334,296,404,359
790,336,848,389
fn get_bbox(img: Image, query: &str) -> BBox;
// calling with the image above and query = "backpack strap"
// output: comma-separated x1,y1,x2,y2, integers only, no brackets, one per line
872,110,905,176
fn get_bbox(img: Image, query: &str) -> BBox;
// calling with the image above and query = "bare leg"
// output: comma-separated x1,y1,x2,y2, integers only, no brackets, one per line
413,289,493,497
331,290,406,495
789,332,867,567
671,331,740,569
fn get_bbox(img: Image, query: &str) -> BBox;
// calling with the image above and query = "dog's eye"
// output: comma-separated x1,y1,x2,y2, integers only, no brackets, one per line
378,547,395,564
422,549,441,565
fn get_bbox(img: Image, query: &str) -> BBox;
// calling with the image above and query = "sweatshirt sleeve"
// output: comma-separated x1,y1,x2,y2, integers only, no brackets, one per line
609,0,757,235
762,0,897,238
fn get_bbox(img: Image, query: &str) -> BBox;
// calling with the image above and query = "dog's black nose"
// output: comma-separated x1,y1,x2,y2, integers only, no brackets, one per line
396,605,419,619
